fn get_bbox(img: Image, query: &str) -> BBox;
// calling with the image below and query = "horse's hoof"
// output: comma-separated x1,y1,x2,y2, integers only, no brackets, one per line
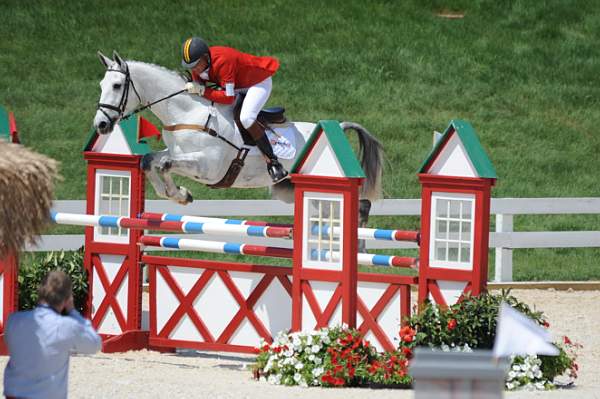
185,191,193,204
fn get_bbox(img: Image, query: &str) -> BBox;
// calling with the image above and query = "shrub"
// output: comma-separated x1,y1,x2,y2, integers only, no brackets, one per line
18,248,88,313
400,290,580,391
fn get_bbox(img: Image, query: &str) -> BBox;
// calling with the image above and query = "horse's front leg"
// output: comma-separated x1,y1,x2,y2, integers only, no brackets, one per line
141,150,172,200
157,152,218,205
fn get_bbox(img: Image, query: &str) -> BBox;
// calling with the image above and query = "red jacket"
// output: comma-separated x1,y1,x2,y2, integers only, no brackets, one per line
192,46,279,105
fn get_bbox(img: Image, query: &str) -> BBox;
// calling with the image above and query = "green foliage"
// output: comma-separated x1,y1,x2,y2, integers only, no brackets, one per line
18,248,88,313
401,290,579,387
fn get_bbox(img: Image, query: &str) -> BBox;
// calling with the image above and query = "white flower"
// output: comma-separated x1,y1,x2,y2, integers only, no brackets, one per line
295,362,304,370
294,373,302,382
306,335,313,345
535,382,546,390
312,367,324,376
441,344,450,352
314,357,322,365
308,354,315,361
313,378,319,386
506,382,514,390
268,375,278,385
512,364,521,371
311,344,321,353
508,371,517,380
299,379,309,388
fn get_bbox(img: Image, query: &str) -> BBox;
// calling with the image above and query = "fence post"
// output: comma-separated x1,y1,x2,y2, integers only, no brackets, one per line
494,214,513,282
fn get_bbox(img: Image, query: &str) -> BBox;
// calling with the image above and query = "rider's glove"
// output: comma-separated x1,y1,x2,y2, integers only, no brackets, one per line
185,82,205,96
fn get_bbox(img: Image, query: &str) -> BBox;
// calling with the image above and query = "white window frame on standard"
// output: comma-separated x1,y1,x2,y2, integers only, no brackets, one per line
302,192,344,271
94,169,131,243
429,192,475,270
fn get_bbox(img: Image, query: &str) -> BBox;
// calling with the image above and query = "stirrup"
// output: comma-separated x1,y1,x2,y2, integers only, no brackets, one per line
267,159,288,183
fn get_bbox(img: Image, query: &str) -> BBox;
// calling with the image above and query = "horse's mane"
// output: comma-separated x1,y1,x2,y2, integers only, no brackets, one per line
127,60,187,84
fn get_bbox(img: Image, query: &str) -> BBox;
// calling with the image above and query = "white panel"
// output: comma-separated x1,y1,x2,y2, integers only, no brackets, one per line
254,278,292,338
328,302,342,328
301,296,317,331
429,134,477,177
169,266,202,296
194,273,239,339
97,308,121,335
156,269,182,334
92,125,133,155
375,293,401,352
229,317,263,347
170,314,204,342
437,280,469,306
310,281,338,311
99,254,125,282
92,268,106,318
357,281,387,310
229,271,262,299
115,274,128,322
299,135,344,177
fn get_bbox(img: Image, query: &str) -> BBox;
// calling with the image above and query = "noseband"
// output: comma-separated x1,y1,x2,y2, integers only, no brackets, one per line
97,64,142,126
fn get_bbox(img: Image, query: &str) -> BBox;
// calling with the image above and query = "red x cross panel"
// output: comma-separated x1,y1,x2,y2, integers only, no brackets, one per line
301,281,343,329
218,271,293,345
91,255,128,333
153,266,215,342
427,280,473,307
148,257,294,353
356,285,401,352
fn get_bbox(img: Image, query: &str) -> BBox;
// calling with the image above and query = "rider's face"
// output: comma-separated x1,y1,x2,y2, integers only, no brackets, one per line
192,56,209,74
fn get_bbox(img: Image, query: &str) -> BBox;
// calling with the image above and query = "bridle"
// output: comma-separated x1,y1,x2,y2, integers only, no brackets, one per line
97,63,142,126
97,62,185,127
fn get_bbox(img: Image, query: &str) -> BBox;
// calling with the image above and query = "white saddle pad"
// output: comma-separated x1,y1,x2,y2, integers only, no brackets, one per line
246,124,297,160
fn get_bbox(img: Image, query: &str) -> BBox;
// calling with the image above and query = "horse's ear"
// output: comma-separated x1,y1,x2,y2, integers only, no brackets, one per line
97,51,112,68
113,51,124,67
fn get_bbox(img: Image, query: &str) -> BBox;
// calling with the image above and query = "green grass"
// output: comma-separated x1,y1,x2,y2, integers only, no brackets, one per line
2,0,600,280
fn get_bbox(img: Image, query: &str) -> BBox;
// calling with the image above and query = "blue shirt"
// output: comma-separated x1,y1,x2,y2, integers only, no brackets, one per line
3,305,102,399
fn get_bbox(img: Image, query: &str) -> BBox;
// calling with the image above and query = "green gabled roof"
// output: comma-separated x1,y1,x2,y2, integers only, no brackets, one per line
418,119,497,179
290,120,365,178
0,106,12,142
83,116,151,155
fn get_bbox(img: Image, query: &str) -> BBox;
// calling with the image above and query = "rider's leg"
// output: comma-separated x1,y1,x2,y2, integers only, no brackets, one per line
240,77,288,182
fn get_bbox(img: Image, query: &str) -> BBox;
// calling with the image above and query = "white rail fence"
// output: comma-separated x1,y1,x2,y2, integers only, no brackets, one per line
30,198,600,282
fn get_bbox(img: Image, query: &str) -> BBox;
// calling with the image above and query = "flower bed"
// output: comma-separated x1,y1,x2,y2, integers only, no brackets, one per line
252,290,580,391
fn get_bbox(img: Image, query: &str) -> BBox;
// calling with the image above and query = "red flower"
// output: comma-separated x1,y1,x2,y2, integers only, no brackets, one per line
542,320,550,328
447,319,457,330
402,334,414,343
401,346,412,358
564,336,573,345
334,377,345,386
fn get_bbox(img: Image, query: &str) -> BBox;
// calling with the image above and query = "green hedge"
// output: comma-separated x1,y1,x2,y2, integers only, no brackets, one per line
18,248,88,313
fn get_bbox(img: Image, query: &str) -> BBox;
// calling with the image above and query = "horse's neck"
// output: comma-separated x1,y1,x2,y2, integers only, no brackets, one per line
128,61,212,126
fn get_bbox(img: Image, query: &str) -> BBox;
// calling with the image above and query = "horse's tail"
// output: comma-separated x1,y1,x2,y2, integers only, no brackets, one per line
340,121,383,201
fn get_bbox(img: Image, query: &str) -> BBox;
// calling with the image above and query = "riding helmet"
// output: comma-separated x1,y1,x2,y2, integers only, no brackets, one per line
181,37,210,69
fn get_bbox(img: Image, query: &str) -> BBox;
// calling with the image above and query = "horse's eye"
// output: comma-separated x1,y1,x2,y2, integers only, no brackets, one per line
113,83,122,90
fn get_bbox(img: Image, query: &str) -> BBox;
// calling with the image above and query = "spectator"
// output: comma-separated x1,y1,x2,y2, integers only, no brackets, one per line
3,270,101,399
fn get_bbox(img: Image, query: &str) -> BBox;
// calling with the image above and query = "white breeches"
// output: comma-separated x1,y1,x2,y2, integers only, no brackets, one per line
239,77,272,128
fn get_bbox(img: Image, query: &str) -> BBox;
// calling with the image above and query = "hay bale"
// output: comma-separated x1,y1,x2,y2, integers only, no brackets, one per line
0,141,60,257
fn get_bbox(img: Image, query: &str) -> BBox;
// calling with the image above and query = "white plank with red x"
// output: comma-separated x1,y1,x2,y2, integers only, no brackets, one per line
91,255,129,335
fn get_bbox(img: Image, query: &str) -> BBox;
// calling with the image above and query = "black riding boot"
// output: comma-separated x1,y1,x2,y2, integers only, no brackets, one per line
246,122,288,183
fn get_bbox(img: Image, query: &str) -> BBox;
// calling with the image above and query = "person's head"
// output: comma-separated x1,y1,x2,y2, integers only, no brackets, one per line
37,270,72,311
181,37,210,74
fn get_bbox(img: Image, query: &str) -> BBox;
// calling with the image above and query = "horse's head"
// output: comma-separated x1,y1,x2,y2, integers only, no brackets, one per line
93,51,142,135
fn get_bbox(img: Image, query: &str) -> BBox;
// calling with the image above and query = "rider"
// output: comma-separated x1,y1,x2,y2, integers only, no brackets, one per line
181,37,288,183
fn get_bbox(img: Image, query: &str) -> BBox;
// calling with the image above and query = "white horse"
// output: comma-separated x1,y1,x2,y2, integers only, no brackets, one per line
93,51,383,231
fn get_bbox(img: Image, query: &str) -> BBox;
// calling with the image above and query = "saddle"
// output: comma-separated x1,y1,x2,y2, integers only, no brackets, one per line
208,95,287,189
233,94,287,146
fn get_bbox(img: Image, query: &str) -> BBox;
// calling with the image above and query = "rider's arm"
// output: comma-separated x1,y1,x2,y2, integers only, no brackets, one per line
202,60,236,105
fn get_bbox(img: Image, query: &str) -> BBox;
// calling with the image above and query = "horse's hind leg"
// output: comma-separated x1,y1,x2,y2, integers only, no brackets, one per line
358,199,371,253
